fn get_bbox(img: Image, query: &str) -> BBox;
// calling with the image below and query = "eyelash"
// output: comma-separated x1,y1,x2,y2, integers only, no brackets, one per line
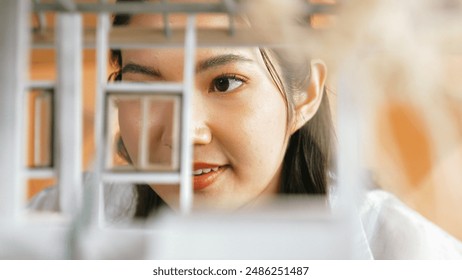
208,73,248,94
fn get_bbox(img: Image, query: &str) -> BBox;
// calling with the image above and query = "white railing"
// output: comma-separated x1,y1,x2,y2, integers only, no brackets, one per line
0,0,358,260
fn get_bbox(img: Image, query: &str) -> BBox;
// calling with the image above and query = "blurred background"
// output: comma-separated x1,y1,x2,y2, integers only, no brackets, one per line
26,0,462,242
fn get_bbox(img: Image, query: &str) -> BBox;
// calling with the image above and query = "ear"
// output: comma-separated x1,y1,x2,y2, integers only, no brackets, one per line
290,59,327,134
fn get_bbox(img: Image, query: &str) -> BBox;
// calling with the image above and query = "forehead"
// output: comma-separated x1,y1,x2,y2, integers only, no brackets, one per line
123,12,258,65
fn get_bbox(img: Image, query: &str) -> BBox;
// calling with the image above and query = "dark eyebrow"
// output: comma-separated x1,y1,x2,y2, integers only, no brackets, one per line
121,63,163,78
196,54,253,73
121,54,253,78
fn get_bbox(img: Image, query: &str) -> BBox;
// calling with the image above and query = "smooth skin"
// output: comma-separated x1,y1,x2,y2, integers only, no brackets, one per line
117,13,327,211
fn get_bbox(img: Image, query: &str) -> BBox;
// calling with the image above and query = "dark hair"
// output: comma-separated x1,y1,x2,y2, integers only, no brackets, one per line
110,0,335,217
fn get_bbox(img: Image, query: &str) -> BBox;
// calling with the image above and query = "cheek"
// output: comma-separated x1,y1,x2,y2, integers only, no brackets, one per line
118,102,175,164
118,104,141,161
246,102,287,167
211,87,288,175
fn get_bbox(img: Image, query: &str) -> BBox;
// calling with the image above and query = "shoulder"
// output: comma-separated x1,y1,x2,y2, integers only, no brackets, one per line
103,182,138,223
360,189,462,259
28,186,60,212
27,178,137,223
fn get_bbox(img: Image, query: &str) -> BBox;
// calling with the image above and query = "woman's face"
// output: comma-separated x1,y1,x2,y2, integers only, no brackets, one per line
117,14,290,210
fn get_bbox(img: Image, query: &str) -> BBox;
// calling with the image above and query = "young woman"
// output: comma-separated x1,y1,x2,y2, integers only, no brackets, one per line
110,4,334,216
29,0,462,259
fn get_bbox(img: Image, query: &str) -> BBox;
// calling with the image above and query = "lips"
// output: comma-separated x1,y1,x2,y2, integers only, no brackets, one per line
192,162,226,190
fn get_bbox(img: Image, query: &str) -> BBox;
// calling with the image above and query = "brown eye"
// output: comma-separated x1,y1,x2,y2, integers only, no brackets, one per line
211,75,244,93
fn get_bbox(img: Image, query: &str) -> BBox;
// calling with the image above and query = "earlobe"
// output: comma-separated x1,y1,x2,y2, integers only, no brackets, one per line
290,59,327,134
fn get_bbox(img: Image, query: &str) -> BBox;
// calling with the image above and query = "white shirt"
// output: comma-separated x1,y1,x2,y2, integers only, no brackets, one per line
28,183,462,259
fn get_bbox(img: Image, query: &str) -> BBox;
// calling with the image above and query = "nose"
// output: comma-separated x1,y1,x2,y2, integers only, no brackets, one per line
192,94,212,145
193,126,212,145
